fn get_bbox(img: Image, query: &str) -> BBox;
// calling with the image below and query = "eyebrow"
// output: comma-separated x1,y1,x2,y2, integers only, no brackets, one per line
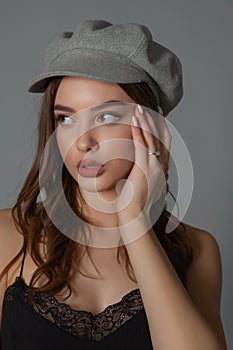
53,100,122,113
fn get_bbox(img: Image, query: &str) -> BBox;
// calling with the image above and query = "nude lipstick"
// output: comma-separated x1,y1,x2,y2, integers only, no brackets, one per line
77,160,105,177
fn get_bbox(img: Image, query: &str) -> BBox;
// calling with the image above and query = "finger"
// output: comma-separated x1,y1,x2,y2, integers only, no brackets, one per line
144,105,171,174
157,106,172,173
134,105,161,157
134,105,165,176
134,105,169,180
131,115,150,167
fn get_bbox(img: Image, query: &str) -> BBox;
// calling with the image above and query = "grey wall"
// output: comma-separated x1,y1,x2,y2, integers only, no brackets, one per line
0,0,232,347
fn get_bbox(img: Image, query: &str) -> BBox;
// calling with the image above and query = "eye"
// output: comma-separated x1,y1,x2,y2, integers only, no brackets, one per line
54,114,73,126
95,113,120,124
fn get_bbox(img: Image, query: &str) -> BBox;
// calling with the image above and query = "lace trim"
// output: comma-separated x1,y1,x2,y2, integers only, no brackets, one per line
4,277,144,342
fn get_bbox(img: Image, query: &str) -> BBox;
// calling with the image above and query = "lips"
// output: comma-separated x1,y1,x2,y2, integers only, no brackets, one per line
77,159,105,177
77,159,104,168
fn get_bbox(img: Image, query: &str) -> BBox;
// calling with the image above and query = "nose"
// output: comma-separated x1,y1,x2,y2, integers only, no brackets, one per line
75,129,99,153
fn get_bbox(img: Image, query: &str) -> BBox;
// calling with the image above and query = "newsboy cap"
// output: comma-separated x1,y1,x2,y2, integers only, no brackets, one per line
27,19,183,116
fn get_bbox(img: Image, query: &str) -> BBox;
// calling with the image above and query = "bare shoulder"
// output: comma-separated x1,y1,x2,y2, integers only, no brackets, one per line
182,222,221,263
0,208,24,270
182,222,227,348
182,221,222,294
0,208,24,326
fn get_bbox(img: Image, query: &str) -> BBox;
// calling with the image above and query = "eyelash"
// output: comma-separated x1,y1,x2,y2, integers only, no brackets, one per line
54,114,71,125
97,113,120,124
54,113,121,126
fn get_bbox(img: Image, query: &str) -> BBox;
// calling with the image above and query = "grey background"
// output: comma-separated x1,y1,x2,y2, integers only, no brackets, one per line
0,0,232,347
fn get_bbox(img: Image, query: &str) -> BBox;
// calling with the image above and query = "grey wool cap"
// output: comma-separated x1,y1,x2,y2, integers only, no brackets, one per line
27,19,183,116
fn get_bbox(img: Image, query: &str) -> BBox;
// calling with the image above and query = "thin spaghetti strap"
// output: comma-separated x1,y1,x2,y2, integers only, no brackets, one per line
19,240,27,279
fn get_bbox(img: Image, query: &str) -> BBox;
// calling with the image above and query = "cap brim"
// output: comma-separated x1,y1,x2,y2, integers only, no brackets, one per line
27,52,152,92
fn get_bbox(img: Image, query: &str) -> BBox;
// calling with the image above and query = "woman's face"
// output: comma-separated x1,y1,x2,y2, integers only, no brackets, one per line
54,76,136,197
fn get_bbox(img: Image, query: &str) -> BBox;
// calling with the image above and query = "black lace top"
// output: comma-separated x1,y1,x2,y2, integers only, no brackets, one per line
0,249,153,349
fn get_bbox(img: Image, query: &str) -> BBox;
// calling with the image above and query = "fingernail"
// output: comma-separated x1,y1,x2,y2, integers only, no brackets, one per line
132,115,139,127
157,105,163,115
137,104,143,114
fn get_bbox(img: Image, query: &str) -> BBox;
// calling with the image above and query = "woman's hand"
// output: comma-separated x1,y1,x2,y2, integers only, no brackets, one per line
116,104,171,225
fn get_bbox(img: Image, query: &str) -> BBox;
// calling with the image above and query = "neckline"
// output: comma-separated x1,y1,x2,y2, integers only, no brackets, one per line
13,276,142,318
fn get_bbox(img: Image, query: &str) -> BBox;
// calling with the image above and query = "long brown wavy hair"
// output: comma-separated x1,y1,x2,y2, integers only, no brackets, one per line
0,77,194,297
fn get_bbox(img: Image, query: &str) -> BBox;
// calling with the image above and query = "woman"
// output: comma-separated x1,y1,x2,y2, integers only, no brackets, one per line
0,20,227,349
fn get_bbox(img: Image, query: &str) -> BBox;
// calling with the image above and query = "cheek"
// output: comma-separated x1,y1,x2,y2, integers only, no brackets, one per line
115,124,133,139
56,133,77,174
56,129,77,160
113,159,134,178
114,125,133,152
104,127,135,174
101,125,134,162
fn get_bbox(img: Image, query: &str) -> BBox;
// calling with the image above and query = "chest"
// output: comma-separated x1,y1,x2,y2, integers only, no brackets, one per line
54,266,139,315
8,250,139,316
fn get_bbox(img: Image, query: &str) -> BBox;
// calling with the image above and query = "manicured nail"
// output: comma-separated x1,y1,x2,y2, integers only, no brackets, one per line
137,104,143,114
132,115,139,127
157,105,163,115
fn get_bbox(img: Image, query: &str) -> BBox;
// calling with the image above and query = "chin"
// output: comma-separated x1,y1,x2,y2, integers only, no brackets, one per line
78,174,132,195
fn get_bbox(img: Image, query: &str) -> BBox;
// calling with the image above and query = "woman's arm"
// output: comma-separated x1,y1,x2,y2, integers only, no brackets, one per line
119,218,227,350
117,106,227,349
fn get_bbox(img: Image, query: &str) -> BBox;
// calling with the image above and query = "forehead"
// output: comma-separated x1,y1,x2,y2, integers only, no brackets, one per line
54,76,134,109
